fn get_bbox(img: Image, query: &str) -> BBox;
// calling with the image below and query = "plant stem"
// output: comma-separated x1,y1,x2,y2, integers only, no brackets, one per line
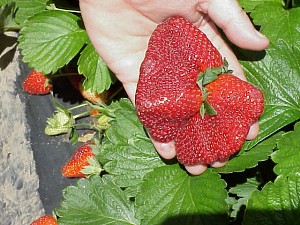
73,111,91,120
1,26,21,32
72,123,101,132
46,4,81,14
69,102,89,111
107,85,125,101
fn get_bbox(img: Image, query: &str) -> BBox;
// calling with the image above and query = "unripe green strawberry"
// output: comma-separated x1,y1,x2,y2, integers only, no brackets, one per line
45,107,74,136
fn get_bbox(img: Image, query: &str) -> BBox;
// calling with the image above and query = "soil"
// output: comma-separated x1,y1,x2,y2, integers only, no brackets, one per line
0,32,76,224
0,32,44,224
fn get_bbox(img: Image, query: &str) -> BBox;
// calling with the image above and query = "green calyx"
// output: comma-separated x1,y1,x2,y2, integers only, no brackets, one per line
197,59,232,118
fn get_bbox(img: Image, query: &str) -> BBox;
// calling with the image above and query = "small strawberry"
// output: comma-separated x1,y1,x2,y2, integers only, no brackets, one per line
69,75,109,105
62,143,102,178
22,70,51,95
30,215,57,225
45,102,75,136
135,16,223,142
175,74,264,165
79,86,109,105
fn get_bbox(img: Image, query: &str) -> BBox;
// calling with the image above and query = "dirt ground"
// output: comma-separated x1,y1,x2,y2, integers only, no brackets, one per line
0,32,44,224
1,31,82,224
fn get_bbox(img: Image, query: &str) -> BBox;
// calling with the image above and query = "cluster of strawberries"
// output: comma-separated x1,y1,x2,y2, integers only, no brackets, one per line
136,16,264,165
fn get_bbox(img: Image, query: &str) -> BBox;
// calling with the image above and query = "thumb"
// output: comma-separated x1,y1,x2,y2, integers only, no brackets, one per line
199,0,269,50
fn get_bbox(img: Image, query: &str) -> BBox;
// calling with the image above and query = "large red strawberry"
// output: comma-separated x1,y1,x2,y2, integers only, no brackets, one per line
22,70,51,95
30,215,57,225
136,16,264,165
61,143,101,178
175,74,264,165
135,16,223,142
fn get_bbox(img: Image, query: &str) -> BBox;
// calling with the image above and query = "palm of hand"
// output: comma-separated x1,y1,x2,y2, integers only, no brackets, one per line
79,0,218,102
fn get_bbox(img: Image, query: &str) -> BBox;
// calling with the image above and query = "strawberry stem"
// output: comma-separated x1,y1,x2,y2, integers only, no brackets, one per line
197,58,231,118
46,4,81,14
68,102,89,111
72,122,103,132
73,111,91,120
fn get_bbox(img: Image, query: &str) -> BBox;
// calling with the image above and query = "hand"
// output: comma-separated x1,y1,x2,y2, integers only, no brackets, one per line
79,0,269,175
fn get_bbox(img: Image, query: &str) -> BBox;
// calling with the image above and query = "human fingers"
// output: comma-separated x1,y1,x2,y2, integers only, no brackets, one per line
199,18,246,80
185,164,208,175
152,138,209,175
197,0,269,51
246,121,259,140
152,139,177,159
185,160,227,175
211,160,228,168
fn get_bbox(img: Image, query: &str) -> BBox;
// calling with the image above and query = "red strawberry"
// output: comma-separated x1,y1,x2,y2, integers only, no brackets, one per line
135,16,223,142
30,215,57,225
62,143,101,178
22,70,51,95
175,74,264,165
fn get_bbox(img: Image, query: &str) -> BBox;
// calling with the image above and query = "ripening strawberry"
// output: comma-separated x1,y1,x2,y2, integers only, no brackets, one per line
175,74,264,165
30,215,57,225
69,75,108,105
62,143,101,178
135,16,223,142
22,70,51,95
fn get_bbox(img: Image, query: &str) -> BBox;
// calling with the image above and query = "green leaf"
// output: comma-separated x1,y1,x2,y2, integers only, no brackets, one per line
99,99,165,188
215,131,281,173
241,41,300,147
272,122,300,176
0,3,18,31
243,174,300,225
78,42,116,93
135,165,229,225
14,0,48,26
18,10,88,74
249,1,300,45
0,0,12,6
56,176,140,225
238,0,282,12
228,178,261,218
200,68,219,85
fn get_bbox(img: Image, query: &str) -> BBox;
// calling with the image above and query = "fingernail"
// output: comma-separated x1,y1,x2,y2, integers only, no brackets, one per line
255,30,267,39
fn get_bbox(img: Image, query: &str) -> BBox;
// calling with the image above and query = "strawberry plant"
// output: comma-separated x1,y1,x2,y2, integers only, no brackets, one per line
1,0,300,224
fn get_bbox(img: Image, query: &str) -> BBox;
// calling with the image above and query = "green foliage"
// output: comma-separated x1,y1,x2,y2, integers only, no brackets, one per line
98,99,166,188
78,43,116,93
135,165,229,225
14,0,48,26
18,10,88,74
241,43,300,150
0,0,12,6
2,0,300,224
56,176,140,225
243,174,300,225
272,122,300,176
227,178,261,218
0,3,17,31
